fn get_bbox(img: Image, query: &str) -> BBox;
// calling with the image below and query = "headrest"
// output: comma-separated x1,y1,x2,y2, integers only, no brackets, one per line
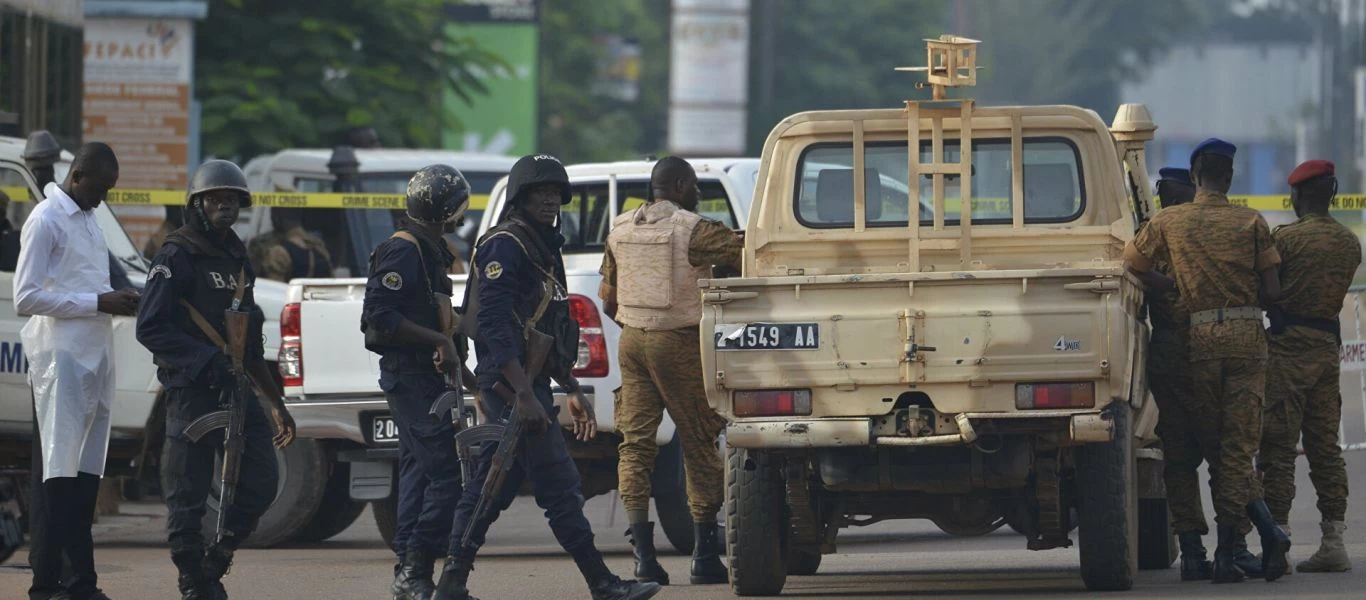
1023,163,1078,218
816,168,883,223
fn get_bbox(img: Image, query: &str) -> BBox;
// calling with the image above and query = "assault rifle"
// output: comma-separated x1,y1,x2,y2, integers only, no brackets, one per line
452,328,554,555
182,306,254,545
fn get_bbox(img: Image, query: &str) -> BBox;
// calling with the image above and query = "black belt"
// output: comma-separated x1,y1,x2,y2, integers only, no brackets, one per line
1282,312,1340,340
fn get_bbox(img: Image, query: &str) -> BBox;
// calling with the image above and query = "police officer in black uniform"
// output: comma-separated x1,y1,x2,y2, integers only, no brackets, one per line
136,160,298,600
433,154,659,600
362,164,477,600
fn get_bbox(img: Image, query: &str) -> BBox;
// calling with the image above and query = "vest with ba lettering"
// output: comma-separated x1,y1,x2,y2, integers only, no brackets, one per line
608,201,707,331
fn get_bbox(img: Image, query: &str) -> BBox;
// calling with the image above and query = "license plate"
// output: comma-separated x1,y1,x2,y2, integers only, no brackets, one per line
371,415,399,444
714,323,820,351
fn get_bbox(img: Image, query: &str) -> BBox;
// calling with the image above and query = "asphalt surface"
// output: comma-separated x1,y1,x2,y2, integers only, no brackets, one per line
3,452,1366,599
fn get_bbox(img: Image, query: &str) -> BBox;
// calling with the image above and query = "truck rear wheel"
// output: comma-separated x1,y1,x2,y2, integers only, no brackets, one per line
786,545,822,576
652,432,694,555
1076,405,1137,591
191,438,329,548
294,460,367,542
1137,498,1177,570
726,447,787,596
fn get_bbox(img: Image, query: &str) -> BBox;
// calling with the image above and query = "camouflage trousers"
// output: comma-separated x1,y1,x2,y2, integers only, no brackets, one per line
616,325,729,523
1148,333,1209,535
1259,328,1349,523
1189,356,1265,534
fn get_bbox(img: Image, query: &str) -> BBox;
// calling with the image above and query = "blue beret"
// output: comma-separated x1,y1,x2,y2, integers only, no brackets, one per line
1190,137,1236,167
1157,167,1192,186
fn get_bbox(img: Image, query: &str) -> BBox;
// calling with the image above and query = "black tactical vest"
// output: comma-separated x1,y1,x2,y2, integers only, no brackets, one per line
166,229,254,348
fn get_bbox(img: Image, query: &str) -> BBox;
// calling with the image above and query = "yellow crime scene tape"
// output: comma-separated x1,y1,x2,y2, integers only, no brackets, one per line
4,185,1364,215
2,186,490,211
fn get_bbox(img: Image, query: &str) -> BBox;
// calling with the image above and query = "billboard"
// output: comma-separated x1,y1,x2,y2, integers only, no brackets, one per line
83,17,192,250
669,0,750,156
442,0,539,157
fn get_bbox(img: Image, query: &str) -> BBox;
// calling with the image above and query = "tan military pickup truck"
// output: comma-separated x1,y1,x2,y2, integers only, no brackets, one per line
702,36,1169,594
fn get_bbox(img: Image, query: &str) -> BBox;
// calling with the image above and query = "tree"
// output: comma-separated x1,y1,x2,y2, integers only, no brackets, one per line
537,0,671,162
196,0,509,161
746,0,950,154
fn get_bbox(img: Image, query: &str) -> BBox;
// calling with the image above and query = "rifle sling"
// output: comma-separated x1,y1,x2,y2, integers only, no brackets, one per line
177,266,247,354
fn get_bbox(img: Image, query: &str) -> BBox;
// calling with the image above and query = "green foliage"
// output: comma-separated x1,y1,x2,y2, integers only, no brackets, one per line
537,0,671,162
196,0,508,161
746,0,950,154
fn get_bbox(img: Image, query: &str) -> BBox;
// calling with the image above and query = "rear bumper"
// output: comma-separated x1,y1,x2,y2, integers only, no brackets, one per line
286,385,665,446
725,410,1114,449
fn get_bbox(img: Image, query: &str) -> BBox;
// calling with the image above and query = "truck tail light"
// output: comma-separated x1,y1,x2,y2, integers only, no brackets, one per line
1015,382,1095,409
734,389,812,417
279,302,303,388
568,294,609,378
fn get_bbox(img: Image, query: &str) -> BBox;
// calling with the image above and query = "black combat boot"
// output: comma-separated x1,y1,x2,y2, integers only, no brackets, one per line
432,555,479,600
173,550,214,600
574,551,661,600
1178,531,1212,581
391,547,437,600
1212,525,1247,584
1246,499,1291,581
203,543,234,600
690,521,728,584
1232,533,1263,576
626,522,670,585
588,576,662,600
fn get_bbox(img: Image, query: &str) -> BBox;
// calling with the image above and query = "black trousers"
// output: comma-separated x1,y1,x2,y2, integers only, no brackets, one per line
28,392,102,600
162,386,279,556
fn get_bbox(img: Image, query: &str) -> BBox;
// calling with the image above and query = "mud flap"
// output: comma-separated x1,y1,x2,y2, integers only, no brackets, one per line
347,460,393,501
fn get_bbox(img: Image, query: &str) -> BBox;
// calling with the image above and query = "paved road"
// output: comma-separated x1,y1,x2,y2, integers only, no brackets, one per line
3,452,1365,599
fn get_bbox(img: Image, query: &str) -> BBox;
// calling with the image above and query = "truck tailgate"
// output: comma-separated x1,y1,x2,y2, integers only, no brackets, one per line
702,267,1141,415
297,277,469,396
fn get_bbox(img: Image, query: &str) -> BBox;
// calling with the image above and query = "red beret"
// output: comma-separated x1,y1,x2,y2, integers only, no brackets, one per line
1288,159,1335,187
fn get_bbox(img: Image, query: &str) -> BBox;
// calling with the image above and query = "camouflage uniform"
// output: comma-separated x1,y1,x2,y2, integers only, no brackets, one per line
1145,253,1208,535
1260,214,1361,524
601,216,740,522
1126,190,1281,533
247,228,333,282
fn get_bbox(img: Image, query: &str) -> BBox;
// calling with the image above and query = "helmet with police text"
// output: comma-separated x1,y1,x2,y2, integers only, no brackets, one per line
506,154,571,207
406,164,471,224
186,159,252,208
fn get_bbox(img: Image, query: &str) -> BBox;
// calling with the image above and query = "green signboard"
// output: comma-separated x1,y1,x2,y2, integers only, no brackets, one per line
442,1,539,156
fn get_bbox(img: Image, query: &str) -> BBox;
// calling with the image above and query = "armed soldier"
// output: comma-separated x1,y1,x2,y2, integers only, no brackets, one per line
599,156,737,585
1144,167,1215,580
361,164,477,600
434,154,659,600
136,160,298,600
1124,138,1291,583
247,207,334,282
1259,159,1360,574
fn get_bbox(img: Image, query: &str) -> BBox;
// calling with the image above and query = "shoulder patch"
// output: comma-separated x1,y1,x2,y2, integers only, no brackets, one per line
484,261,504,280
149,264,172,280
381,271,403,290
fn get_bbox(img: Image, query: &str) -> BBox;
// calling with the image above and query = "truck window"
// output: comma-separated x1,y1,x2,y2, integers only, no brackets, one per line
795,137,1085,228
1,163,29,272
563,180,737,254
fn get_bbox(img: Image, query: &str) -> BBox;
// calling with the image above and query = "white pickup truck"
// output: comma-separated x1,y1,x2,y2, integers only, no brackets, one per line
281,158,758,553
